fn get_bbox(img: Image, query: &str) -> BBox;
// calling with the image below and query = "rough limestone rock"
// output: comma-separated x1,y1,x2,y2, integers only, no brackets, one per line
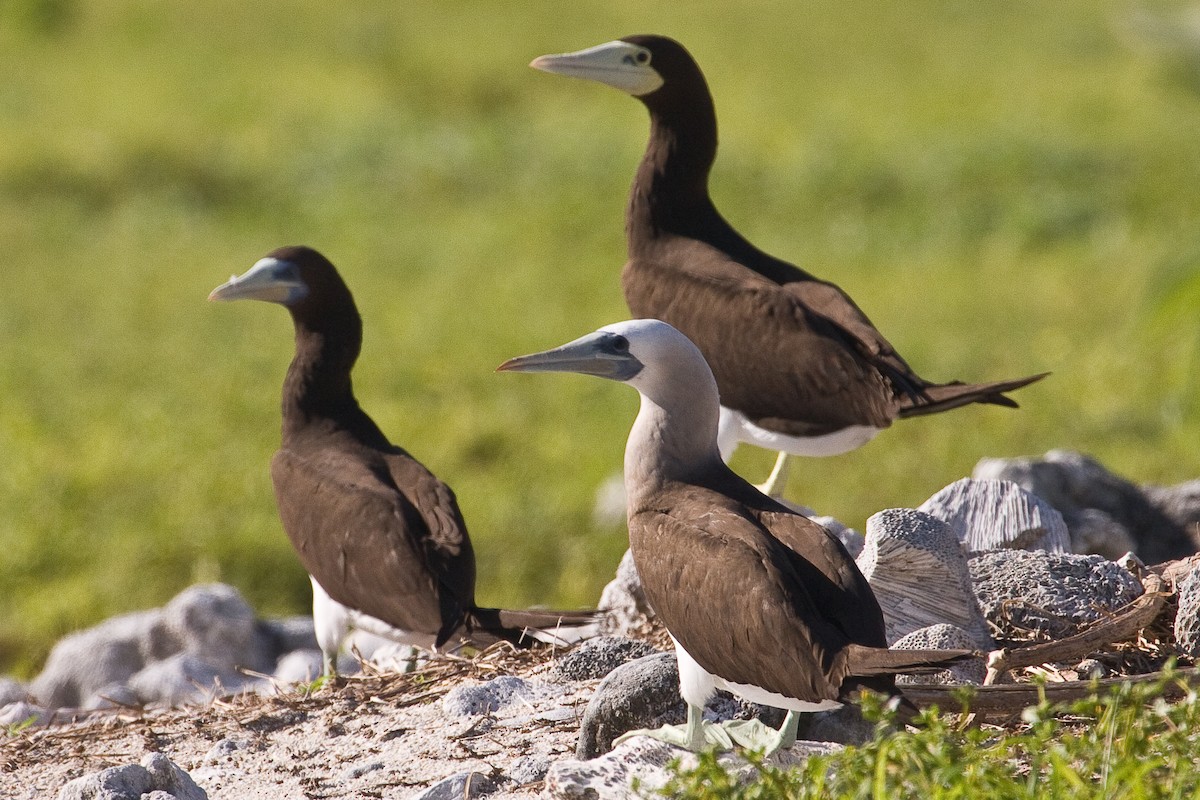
1173,563,1200,657
576,652,684,759
31,609,167,708
551,636,660,682
0,700,47,728
547,737,841,800
271,649,324,685
968,550,1144,640
258,616,319,655
0,677,27,706
855,508,993,648
441,675,536,717
919,478,1071,554
408,771,496,800
974,449,1196,562
125,653,255,707
164,584,274,673
507,756,550,786
573,651,785,759
56,753,207,800
597,550,656,637
892,624,987,686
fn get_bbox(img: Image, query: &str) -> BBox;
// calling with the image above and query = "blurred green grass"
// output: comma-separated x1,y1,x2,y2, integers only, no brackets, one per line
2,0,1200,675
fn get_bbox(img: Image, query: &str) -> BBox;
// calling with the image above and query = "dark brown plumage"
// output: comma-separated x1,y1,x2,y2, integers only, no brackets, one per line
211,246,593,671
533,35,1046,456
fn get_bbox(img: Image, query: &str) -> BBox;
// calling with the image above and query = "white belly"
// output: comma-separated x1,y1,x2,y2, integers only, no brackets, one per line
717,407,881,461
310,576,438,655
671,635,842,714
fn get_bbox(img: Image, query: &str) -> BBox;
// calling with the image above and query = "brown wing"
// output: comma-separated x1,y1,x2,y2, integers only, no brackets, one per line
622,243,903,436
628,484,886,703
270,443,475,639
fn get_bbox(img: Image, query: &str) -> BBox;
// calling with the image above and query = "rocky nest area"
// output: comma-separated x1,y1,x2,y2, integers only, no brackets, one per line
6,449,1200,800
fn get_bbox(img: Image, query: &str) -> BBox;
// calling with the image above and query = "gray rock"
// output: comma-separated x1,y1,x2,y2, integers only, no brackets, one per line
83,682,139,711
31,609,165,708
507,756,550,785
342,761,385,780
855,508,993,648
1173,564,1200,657
1067,508,1137,560
0,678,27,706
125,653,257,707
202,738,250,764
142,753,207,800
968,550,1144,641
546,737,841,800
259,616,319,655
165,584,274,673
272,649,324,685
573,652,790,760
441,675,534,717
598,550,656,637
56,753,206,800
892,624,987,685
0,701,47,728
800,704,876,746
975,450,1196,563
551,636,659,682
576,652,684,759
56,764,150,800
919,478,1071,554
410,771,496,800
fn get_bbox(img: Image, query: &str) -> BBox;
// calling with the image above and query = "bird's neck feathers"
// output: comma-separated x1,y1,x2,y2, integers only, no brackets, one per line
623,367,723,507
281,315,368,438
627,91,720,245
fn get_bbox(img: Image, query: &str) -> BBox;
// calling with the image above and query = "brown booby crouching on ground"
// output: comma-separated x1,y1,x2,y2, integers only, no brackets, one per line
500,319,972,752
210,246,595,675
531,36,1047,494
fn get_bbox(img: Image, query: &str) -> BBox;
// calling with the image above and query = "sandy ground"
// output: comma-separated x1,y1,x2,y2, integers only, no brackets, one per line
0,647,594,799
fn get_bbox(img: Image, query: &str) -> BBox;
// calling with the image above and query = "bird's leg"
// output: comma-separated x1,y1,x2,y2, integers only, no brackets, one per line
322,650,338,679
756,452,792,498
686,703,707,751
778,711,800,750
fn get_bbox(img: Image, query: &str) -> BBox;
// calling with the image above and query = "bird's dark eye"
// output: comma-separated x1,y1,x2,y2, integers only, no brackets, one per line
611,335,630,353
635,50,650,65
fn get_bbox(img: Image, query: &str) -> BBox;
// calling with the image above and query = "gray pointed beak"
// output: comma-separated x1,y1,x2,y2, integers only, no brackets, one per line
530,40,664,96
498,330,643,382
208,257,308,305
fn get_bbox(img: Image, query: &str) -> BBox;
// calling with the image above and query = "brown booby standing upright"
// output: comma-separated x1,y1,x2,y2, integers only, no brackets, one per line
530,36,1047,495
210,246,594,675
500,319,971,752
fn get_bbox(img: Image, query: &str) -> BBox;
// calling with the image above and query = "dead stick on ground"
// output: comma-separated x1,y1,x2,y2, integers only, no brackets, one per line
903,666,1200,719
982,573,1168,685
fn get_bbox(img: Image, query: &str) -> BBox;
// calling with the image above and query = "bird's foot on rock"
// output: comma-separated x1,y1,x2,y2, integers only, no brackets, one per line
614,717,796,755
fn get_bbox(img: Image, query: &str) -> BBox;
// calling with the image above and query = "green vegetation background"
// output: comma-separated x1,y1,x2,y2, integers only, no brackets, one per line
2,0,1199,675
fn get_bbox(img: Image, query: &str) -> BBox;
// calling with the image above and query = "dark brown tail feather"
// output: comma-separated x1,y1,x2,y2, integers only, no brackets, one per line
843,644,978,677
841,645,980,720
451,607,599,649
897,372,1049,419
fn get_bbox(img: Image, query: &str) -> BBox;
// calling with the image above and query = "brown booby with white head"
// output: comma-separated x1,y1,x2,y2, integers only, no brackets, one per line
531,36,1047,495
210,246,594,675
499,319,971,752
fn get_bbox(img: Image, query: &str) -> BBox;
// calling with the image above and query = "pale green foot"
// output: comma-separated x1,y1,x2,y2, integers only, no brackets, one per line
614,706,801,755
